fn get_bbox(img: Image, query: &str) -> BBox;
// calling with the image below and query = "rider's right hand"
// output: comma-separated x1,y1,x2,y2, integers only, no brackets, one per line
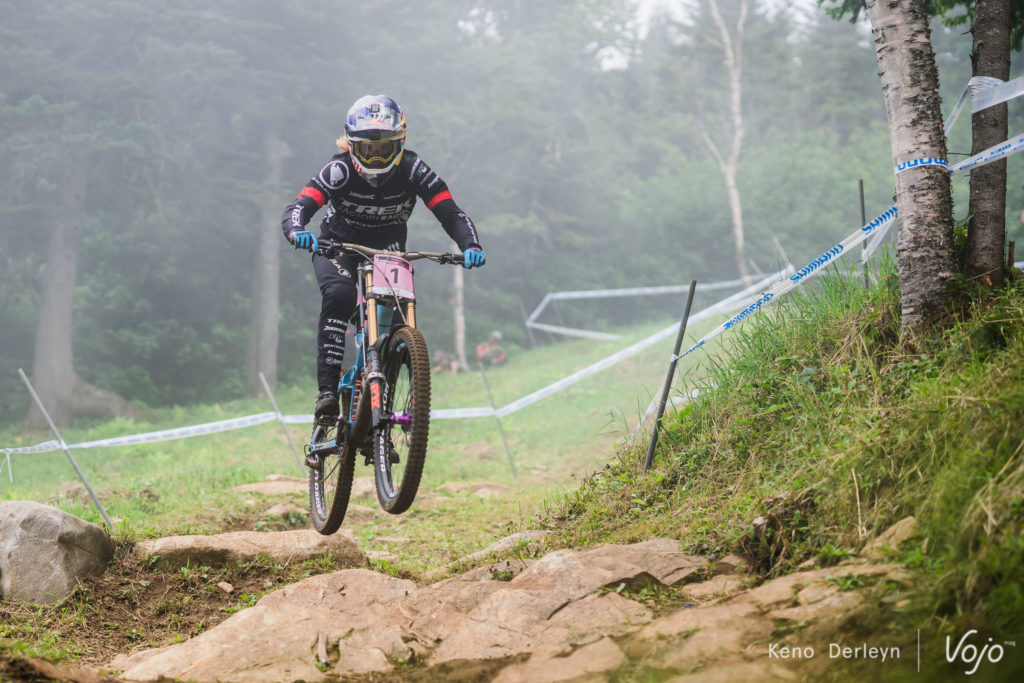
289,229,319,252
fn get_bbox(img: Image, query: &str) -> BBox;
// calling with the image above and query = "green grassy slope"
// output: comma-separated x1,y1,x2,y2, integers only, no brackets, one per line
546,265,1024,678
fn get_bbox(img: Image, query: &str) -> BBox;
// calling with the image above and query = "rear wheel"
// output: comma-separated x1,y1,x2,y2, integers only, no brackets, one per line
374,326,431,514
308,417,355,534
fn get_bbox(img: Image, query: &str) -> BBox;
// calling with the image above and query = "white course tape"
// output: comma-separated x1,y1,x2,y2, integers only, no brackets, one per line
0,413,279,456
496,269,790,419
972,75,1024,113
526,322,622,342
525,275,771,340
864,75,1024,260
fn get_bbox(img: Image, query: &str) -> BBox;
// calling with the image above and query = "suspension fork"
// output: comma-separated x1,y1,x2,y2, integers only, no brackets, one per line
360,264,387,429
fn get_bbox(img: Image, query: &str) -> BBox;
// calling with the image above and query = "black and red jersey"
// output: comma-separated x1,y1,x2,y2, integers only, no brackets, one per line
281,149,481,252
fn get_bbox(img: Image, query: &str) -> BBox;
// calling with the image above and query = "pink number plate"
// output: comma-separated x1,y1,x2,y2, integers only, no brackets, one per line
370,255,415,300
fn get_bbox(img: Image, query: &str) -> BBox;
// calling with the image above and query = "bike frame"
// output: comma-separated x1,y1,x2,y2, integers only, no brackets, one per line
315,242,458,455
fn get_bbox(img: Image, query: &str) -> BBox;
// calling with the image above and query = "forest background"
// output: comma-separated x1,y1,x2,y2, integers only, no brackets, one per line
2,0,1022,423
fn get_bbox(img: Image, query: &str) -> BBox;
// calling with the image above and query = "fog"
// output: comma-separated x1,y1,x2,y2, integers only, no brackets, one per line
0,0,1020,418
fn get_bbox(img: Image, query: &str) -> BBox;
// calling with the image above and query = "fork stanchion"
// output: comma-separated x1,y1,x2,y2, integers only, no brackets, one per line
643,280,698,475
18,368,115,528
477,362,517,479
259,372,305,474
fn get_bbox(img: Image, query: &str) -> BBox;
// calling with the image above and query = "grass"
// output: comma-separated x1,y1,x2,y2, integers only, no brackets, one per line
0,307,726,551
545,261,1024,678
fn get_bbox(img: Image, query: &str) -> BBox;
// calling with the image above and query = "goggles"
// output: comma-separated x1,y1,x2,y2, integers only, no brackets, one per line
352,140,400,169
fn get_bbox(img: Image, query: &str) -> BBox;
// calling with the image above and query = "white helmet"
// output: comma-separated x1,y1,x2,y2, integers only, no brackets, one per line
344,95,406,186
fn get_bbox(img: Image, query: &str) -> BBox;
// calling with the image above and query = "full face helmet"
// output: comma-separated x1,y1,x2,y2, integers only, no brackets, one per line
344,95,406,186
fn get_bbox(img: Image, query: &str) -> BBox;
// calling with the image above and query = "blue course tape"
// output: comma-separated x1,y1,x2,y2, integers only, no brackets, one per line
895,158,947,174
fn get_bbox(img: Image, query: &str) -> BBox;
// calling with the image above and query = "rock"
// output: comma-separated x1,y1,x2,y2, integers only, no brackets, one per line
263,503,305,518
112,540,703,680
861,516,920,560
421,531,549,582
264,474,305,483
372,536,412,544
0,501,113,604
351,476,376,499
217,581,234,593
427,539,700,665
712,553,750,576
493,637,627,683
630,561,905,679
345,503,379,523
436,481,516,498
366,550,399,563
116,570,419,682
134,529,367,570
682,575,745,601
229,475,307,496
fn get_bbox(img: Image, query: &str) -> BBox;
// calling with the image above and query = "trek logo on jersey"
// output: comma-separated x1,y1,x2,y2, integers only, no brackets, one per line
337,196,415,221
320,161,349,189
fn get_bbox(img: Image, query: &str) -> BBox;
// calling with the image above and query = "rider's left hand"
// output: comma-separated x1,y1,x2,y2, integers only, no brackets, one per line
462,247,486,269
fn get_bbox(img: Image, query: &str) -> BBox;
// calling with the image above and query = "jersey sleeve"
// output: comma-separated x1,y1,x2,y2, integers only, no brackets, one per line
280,157,350,239
407,155,481,251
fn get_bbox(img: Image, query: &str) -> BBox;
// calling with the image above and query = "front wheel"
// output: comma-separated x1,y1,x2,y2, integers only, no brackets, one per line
308,419,355,534
373,326,431,514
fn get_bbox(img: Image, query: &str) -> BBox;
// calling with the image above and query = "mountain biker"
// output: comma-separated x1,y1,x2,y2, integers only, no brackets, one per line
282,94,485,421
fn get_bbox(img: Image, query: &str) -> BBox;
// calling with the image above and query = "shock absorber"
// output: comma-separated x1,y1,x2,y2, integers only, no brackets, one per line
365,346,386,429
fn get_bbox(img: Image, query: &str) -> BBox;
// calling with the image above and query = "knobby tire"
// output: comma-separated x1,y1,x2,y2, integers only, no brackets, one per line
374,326,431,514
308,416,355,535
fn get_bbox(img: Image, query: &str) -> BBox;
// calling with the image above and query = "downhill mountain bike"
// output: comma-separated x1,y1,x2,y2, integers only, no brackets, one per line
304,240,464,535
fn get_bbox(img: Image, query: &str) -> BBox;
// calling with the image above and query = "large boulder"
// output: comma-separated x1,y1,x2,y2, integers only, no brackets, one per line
0,501,114,604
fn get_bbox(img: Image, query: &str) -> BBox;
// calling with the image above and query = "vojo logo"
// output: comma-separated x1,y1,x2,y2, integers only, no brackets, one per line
946,630,1015,676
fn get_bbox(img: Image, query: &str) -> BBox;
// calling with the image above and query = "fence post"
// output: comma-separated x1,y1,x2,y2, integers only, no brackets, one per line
259,372,305,474
18,369,115,528
477,362,517,478
1,452,11,482
859,179,870,288
643,280,697,475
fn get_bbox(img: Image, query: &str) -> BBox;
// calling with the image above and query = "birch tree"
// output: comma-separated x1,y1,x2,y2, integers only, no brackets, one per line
865,0,956,328
699,0,753,285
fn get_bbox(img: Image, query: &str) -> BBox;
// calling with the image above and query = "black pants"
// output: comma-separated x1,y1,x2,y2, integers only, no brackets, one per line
312,252,360,394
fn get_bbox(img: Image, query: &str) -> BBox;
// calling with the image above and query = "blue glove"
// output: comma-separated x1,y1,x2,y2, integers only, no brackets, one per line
462,247,486,269
290,229,318,252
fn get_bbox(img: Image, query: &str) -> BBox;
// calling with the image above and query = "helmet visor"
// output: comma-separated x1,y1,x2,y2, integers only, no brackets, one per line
352,140,400,169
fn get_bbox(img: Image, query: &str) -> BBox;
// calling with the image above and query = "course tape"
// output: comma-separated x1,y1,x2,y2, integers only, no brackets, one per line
895,157,947,174
1,271,789,457
525,274,770,340
1,413,280,456
864,75,1024,259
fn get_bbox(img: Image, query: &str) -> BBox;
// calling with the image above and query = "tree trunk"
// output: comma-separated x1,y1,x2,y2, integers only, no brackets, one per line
246,133,289,392
865,0,956,329
702,0,752,285
452,244,467,370
27,175,136,425
965,0,1011,288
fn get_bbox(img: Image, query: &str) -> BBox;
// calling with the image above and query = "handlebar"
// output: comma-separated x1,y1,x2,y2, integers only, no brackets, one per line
313,238,465,265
